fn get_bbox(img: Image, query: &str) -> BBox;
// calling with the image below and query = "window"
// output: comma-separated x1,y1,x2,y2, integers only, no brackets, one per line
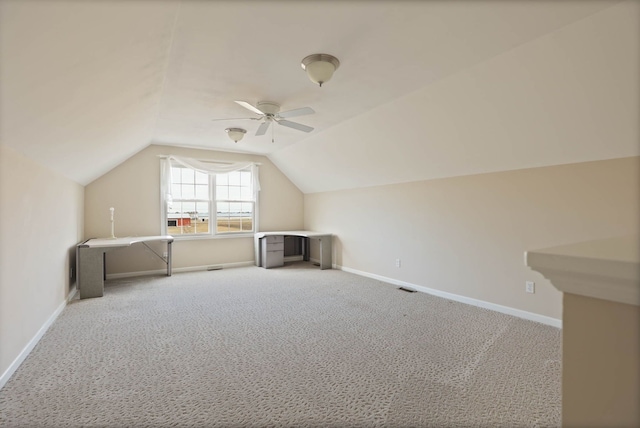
161,157,258,238
215,170,254,233
168,166,211,235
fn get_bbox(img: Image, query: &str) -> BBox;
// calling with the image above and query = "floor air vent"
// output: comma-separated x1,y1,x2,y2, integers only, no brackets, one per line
207,266,223,271
398,286,417,293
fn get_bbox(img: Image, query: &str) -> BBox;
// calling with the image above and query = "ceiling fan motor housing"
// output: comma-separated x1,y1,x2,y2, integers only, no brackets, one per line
222,100,315,139
256,101,280,116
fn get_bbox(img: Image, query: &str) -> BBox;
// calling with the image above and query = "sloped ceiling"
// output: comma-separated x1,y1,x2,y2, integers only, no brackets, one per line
1,1,637,191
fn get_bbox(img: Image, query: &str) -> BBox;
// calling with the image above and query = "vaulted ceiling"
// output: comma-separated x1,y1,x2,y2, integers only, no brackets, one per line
1,1,637,192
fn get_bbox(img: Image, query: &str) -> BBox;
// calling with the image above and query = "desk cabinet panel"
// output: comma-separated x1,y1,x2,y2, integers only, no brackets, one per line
264,249,284,268
264,242,284,252
261,236,284,268
266,235,284,244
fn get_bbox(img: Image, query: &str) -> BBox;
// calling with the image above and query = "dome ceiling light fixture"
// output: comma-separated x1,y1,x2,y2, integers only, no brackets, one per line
301,53,340,87
225,127,247,143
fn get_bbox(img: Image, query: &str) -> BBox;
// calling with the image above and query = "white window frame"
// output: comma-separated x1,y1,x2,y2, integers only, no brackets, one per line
213,167,256,236
160,157,259,240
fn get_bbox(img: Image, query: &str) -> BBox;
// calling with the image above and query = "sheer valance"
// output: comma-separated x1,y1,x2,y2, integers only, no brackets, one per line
160,155,260,204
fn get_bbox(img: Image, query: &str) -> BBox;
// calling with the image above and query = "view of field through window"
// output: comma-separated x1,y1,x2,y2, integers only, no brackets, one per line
167,166,253,235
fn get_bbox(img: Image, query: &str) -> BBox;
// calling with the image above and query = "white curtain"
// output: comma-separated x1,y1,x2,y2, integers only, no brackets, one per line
160,155,260,205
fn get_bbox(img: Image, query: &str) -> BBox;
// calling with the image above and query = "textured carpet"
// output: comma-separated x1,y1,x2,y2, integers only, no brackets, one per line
0,263,561,427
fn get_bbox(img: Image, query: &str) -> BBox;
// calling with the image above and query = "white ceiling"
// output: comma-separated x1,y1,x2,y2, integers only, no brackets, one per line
1,1,636,191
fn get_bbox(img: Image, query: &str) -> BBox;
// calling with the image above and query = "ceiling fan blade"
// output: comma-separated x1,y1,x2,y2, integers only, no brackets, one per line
277,119,314,133
255,121,271,136
235,100,265,116
277,107,315,118
211,117,259,122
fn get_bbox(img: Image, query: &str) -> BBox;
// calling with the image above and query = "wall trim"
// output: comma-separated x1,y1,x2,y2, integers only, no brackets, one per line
105,261,256,280
0,298,68,390
337,264,562,328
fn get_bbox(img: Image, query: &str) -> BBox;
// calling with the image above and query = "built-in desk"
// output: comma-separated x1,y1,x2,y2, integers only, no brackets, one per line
254,231,332,270
77,235,173,299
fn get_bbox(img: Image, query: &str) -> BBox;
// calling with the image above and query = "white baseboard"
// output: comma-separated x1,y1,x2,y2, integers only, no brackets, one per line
106,261,255,280
337,265,562,328
0,297,68,390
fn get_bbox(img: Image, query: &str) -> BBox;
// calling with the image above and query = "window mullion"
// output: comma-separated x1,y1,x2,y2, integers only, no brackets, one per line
210,173,216,236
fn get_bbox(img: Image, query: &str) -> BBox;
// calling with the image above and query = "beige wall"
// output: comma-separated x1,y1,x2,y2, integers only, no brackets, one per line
305,157,639,320
84,145,304,274
0,144,84,378
562,293,639,427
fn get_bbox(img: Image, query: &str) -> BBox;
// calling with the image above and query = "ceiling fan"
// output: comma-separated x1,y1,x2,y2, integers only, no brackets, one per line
213,101,315,141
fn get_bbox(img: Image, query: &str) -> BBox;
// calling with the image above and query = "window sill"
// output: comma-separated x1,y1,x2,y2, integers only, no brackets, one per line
169,232,255,241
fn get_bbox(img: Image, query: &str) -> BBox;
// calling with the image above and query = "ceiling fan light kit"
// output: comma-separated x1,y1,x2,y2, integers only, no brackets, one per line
225,127,247,143
301,53,340,87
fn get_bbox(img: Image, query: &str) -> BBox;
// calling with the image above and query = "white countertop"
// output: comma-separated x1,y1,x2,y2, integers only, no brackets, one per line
254,231,331,238
526,235,640,305
80,235,174,248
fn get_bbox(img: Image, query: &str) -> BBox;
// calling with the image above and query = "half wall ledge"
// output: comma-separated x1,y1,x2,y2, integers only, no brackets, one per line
526,235,640,428
525,235,640,306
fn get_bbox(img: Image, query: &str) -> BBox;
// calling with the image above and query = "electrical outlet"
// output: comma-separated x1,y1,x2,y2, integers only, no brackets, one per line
395,258,401,268
526,281,535,294
163,252,168,258
69,267,73,279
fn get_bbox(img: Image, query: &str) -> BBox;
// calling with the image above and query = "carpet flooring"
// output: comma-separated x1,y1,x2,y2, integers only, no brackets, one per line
0,263,561,427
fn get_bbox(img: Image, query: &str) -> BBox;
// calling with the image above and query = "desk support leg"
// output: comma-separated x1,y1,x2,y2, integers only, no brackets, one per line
167,241,172,276
319,236,332,270
303,237,310,262
78,247,106,299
